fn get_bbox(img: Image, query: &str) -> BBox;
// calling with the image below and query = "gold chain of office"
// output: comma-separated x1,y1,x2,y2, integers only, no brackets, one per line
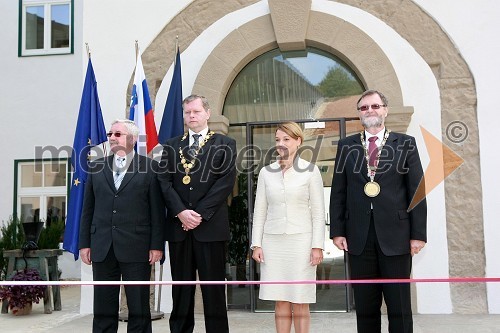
178,131,215,184
360,129,390,197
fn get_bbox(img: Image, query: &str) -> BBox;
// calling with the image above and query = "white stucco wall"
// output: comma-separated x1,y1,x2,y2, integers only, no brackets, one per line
82,0,191,125
413,0,500,315
0,0,84,223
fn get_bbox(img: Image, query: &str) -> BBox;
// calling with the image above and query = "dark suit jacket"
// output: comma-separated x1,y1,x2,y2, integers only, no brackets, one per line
158,132,237,242
79,154,165,262
330,131,427,256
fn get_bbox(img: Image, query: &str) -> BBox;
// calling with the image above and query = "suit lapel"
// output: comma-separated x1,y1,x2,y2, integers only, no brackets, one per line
180,131,215,165
348,134,370,182
196,133,216,161
179,134,190,158
374,132,397,182
104,155,115,190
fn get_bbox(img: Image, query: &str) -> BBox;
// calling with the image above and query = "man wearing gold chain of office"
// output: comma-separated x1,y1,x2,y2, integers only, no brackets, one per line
158,94,236,333
330,90,427,333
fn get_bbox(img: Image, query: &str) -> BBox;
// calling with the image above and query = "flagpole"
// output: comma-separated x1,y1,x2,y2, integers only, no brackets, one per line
86,43,105,156
64,51,108,260
157,36,183,312
136,40,140,63
174,36,179,66
156,35,180,313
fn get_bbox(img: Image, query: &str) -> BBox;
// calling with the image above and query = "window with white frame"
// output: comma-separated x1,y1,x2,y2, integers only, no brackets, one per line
20,0,73,56
15,160,68,228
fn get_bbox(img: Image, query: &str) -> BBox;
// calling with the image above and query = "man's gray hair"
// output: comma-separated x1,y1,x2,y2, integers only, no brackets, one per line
111,119,139,137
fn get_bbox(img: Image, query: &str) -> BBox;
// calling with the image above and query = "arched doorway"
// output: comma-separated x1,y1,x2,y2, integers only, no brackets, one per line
223,47,364,311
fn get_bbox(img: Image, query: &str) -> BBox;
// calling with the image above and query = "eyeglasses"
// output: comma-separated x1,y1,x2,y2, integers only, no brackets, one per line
357,104,387,112
106,132,125,137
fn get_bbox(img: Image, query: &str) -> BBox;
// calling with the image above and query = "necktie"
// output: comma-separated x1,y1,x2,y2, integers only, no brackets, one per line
187,134,201,159
114,157,125,190
368,136,378,167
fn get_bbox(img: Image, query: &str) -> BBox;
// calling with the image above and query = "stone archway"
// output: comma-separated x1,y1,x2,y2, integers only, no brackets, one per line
140,0,484,313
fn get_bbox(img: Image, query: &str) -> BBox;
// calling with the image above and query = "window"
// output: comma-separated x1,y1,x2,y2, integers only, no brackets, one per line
19,0,73,56
223,47,363,124
223,46,364,162
15,160,69,226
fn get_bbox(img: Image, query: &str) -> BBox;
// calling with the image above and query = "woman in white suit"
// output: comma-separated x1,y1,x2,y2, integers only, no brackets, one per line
251,122,325,333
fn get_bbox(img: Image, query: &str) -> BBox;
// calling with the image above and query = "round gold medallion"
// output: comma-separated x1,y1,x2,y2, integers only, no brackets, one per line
182,175,191,185
364,181,380,197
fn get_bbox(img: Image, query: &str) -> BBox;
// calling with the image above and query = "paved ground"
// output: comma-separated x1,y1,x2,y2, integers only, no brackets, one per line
1,285,500,332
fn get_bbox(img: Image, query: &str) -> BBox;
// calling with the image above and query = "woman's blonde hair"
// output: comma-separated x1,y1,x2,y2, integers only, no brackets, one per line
276,121,303,144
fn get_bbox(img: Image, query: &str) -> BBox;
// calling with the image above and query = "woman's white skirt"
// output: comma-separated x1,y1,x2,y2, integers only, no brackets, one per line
259,232,316,303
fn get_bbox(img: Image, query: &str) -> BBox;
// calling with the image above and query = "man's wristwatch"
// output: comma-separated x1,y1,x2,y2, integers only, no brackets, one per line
250,245,260,250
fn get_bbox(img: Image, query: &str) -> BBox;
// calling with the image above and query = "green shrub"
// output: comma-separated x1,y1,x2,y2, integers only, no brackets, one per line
38,220,64,250
0,217,25,280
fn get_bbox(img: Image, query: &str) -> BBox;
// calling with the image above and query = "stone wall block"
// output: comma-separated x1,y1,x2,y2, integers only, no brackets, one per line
268,0,311,51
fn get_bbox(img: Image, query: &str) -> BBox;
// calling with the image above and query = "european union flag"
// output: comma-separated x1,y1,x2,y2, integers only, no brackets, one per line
158,47,184,144
63,58,107,260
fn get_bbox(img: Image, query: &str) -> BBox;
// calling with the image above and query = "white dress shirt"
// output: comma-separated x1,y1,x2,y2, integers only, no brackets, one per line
113,152,134,175
188,127,209,146
364,127,386,149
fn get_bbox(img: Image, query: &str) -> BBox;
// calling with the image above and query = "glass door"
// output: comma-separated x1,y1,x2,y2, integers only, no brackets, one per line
225,118,358,312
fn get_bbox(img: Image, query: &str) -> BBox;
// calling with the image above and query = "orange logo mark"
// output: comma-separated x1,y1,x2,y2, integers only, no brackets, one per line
408,126,464,211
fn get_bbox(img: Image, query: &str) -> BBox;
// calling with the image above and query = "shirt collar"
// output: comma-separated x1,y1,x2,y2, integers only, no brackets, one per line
114,151,134,167
189,127,208,145
188,127,209,141
365,127,386,142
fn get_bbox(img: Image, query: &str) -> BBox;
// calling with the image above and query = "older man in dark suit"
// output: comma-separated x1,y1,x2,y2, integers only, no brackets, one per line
79,119,165,333
330,90,427,333
158,95,236,333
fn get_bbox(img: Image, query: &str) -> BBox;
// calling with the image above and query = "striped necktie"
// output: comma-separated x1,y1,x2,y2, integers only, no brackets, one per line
187,134,201,159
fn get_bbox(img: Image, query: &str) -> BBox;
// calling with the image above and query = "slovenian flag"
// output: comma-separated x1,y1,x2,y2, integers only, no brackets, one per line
129,50,159,155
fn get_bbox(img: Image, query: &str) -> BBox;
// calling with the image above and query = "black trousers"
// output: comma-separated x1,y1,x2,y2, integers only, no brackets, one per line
168,232,228,333
349,214,413,333
92,246,152,333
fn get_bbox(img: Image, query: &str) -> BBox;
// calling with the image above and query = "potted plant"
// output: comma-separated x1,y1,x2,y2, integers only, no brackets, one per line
37,220,64,250
0,268,47,315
